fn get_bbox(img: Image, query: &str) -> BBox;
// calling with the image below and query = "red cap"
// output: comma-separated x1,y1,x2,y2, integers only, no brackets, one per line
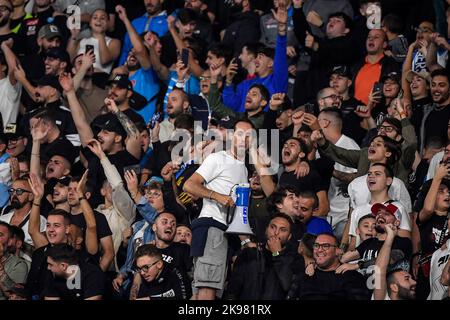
371,203,401,221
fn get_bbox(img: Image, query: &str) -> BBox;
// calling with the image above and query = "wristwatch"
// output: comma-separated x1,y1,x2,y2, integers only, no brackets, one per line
272,251,280,257
240,238,251,248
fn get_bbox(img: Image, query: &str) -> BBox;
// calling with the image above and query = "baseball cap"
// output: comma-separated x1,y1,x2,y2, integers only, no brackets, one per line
3,123,26,140
46,142,79,165
36,75,63,93
45,47,71,64
107,74,133,91
38,24,62,40
256,45,275,60
371,202,402,222
329,65,351,78
216,115,235,129
381,71,401,84
406,70,431,84
94,114,127,140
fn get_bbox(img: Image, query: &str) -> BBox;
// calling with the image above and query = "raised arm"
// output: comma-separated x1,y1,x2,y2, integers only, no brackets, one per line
88,139,136,223
27,173,49,249
76,170,98,256
60,72,94,146
1,38,19,86
419,162,450,222
116,5,151,70
373,224,397,300
13,64,36,101
104,98,141,159
66,26,81,61
73,50,96,91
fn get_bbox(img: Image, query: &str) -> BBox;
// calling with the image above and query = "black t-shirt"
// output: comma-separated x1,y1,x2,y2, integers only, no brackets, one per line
137,264,191,300
70,210,113,242
159,242,193,275
26,244,96,299
43,262,105,300
357,236,412,261
417,213,449,256
279,168,328,193
340,97,367,146
296,268,370,300
0,32,26,56
424,105,450,147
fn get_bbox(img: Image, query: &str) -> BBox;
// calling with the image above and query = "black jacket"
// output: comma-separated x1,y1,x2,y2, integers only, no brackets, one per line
137,265,191,300
223,11,261,56
226,247,305,300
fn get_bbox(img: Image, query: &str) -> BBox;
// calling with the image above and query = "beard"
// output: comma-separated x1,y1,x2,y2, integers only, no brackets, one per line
53,198,68,205
375,224,385,234
397,284,415,300
10,197,25,209
0,17,10,28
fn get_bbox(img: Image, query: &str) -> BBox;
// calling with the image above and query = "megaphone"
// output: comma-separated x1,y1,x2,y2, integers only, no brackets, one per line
226,183,254,235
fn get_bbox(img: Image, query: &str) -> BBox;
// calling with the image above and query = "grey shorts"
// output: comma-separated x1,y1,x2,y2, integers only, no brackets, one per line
193,226,228,291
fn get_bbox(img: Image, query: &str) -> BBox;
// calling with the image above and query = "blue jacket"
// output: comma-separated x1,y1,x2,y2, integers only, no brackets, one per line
119,197,158,278
119,11,169,65
222,34,288,113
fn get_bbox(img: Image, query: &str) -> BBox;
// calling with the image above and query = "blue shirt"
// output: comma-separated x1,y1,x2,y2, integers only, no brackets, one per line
119,11,169,65
222,34,288,113
163,71,200,117
129,67,160,123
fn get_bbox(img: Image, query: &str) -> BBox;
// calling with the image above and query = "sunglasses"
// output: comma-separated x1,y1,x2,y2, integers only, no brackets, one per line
8,188,32,196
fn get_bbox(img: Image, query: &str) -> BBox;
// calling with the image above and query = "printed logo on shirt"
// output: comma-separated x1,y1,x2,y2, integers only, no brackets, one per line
27,25,36,36
150,289,175,298
162,254,173,264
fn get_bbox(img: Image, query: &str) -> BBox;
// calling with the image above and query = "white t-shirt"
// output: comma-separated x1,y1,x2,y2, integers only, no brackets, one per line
348,175,412,214
0,210,46,246
196,151,248,225
78,37,114,74
428,239,450,300
327,135,359,227
0,77,22,126
349,200,411,246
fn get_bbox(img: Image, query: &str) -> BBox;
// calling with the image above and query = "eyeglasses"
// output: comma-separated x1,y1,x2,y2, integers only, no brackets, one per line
313,243,338,250
135,259,161,273
378,125,396,133
8,188,32,195
322,94,342,101
0,5,12,13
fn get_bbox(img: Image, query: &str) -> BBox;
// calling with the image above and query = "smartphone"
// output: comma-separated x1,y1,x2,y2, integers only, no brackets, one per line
124,164,141,176
234,56,242,70
85,44,94,53
373,81,383,95
304,103,315,114
149,112,162,129
181,48,189,67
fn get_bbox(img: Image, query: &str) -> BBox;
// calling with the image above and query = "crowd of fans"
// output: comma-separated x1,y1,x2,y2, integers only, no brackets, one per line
0,0,449,301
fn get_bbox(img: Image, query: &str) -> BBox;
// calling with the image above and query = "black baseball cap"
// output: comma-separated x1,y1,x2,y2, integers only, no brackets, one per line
46,142,79,165
45,47,71,64
256,45,275,60
381,71,401,84
94,114,128,140
107,74,133,91
36,75,63,93
329,65,351,78
3,123,26,140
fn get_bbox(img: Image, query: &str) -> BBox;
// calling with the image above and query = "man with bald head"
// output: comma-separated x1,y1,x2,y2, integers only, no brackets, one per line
352,29,399,105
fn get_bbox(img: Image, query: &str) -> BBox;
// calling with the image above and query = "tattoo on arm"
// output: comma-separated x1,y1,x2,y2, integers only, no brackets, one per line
115,110,139,139
129,283,139,300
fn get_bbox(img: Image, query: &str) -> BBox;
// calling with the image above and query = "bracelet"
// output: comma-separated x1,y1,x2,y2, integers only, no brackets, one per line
208,190,214,200
32,202,40,207
240,238,251,247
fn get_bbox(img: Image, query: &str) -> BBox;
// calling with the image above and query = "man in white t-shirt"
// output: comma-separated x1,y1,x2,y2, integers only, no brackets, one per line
317,108,359,240
183,119,253,300
0,38,22,126
428,237,450,300
348,163,411,250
